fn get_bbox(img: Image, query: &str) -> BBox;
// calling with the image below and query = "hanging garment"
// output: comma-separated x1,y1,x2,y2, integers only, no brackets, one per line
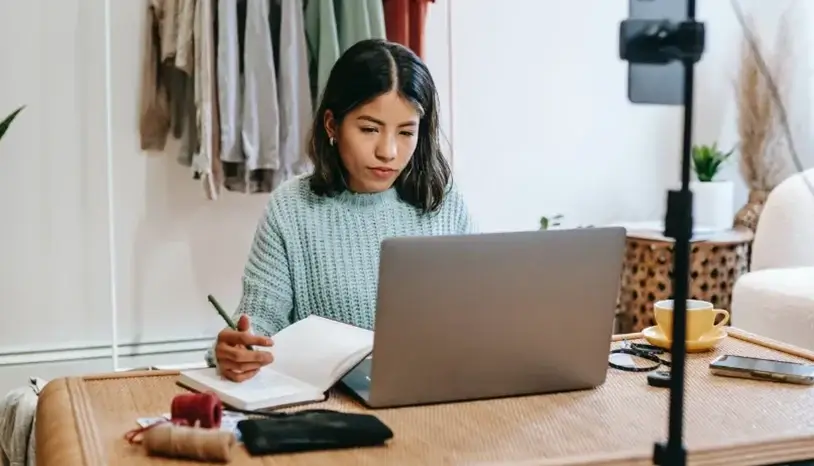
141,0,314,196
159,0,195,146
304,0,340,105
137,0,198,156
139,0,171,151
174,0,198,167
163,0,192,140
335,0,387,53
217,0,249,191
217,0,241,166
192,0,223,200
241,0,280,193
383,0,434,59
174,0,196,75
156,0,182,142
273,0,314,185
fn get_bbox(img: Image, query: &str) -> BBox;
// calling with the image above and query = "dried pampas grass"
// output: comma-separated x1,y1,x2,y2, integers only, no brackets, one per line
733,11,793,232
735,12,791,193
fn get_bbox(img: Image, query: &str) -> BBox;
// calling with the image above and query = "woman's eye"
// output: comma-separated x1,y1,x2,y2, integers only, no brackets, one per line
360,127,377,133
400,131,415,137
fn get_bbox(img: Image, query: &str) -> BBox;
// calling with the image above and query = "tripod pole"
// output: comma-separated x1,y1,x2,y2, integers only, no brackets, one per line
653,1,697,464
618,0,704,464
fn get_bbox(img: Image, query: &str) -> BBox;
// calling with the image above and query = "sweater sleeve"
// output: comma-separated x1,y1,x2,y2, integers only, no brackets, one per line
447,181,478,234
236,200,295,337
205,199,294,367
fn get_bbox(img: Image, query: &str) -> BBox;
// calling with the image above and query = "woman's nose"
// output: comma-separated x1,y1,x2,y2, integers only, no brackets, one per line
375,136,398,162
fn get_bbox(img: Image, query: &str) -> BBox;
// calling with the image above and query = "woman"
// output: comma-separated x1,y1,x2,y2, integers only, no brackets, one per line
209,39,475,382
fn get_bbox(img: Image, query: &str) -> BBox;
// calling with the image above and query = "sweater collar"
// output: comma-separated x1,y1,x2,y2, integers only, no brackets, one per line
334,187,399,207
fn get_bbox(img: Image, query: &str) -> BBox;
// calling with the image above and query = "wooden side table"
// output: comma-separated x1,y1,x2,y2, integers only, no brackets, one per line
617,228,754,333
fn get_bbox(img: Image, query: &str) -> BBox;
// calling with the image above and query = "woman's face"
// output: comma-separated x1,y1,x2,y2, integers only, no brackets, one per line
326,91,420,193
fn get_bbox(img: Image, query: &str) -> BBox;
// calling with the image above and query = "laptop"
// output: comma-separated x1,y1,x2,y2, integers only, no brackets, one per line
340,226,626,409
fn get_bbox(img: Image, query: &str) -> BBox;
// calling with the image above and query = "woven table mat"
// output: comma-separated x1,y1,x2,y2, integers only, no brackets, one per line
36,328,814,466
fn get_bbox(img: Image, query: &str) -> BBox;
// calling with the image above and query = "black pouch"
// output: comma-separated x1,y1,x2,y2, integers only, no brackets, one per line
236,409,394,456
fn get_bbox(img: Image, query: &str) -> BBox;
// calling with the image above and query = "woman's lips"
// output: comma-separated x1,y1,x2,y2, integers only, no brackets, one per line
369,167,396,179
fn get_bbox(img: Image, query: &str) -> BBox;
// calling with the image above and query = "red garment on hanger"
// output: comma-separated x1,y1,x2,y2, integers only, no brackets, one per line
383,0,435,59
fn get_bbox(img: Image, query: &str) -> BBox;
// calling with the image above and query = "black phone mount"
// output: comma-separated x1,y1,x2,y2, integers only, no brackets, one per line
618,2,705,465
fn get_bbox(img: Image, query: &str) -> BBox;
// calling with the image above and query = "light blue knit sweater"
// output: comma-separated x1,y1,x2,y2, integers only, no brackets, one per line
206,175,474,365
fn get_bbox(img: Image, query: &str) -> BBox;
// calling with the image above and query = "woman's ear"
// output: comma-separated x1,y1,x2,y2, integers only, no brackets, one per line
323,110,337,139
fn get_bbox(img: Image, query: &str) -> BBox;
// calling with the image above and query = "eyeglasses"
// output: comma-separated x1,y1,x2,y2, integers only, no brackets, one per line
609,340,672,372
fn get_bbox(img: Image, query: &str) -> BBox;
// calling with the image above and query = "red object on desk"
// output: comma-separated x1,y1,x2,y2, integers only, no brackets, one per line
124,392,223,444
171,392,223,429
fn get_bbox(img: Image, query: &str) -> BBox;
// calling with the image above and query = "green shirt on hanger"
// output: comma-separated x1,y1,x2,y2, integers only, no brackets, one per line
304,0,340,105
336,0,387,53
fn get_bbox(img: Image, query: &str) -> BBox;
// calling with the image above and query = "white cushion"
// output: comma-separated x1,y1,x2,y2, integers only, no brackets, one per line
751,168,814,271
732,267,814,350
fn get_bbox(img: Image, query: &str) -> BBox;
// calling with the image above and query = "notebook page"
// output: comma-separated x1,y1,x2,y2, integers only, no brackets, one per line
181,367,314,406
270,316,374,392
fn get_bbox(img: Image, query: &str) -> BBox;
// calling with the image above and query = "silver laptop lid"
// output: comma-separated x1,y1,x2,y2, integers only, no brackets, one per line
366,227,626,408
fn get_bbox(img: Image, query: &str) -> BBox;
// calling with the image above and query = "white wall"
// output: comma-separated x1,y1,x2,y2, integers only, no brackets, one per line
0,0,811,395
450,0,814,232
0,0,275,393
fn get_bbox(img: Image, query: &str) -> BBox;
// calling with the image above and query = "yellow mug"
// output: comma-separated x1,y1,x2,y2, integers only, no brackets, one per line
653,299,730,342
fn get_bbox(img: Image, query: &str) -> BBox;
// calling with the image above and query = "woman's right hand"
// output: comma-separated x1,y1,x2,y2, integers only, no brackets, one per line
215,315,274,382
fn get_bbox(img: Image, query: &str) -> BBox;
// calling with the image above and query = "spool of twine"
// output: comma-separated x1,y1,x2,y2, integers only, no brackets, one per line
171,392,223,428
124,392,234,463
143,423,235,463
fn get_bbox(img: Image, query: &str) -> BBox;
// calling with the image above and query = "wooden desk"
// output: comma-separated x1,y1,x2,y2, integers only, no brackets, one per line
37,328,814,465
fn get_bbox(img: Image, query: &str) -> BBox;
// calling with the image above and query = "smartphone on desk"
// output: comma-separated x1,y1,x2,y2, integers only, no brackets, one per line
709,354,814,385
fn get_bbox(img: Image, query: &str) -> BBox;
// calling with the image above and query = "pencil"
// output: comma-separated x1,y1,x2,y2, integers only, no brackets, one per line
207,294,253,350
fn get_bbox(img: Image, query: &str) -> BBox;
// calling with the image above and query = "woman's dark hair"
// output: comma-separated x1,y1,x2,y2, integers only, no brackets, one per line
307,39,451,213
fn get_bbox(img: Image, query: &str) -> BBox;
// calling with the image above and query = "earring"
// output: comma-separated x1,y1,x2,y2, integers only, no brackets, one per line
329,137,335,147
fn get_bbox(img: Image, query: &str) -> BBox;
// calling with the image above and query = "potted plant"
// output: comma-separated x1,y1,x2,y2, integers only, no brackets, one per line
0,106,25,143
690,142,735,231
539,214,564,230
539,214,595,230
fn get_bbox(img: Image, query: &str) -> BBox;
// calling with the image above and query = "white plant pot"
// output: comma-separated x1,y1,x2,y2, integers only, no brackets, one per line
690,180,734,231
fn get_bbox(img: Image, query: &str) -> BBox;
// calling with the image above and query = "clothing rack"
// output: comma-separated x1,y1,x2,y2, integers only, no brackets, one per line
104,0,121,371
104,0,455,371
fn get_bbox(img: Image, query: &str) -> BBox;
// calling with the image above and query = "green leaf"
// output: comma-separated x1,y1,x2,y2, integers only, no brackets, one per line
539,214,564,230
691,142,733,182
0,106,25,142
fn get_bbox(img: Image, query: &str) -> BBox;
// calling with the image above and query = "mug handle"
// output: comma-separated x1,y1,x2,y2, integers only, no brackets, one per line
713,309,730,328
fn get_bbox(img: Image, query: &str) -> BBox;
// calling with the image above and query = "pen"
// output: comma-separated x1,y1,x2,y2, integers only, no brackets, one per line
207,294,253,350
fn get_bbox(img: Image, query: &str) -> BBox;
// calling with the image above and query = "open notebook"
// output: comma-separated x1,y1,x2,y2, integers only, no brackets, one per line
178,315,374,411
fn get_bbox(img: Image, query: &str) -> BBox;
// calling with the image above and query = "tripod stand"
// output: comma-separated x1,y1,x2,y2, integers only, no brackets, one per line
619,1,705,464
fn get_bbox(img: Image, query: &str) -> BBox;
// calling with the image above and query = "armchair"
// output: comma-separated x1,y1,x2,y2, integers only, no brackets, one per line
731,168,814,349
